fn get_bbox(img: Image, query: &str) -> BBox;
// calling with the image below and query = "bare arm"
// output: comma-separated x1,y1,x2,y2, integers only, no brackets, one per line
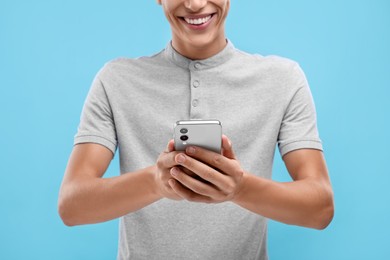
167,136,334,229
58,142,181,226
233,149,334,229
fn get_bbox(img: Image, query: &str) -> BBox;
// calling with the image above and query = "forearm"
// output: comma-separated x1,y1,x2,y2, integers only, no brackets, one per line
58,165,161,226
233,173,334,229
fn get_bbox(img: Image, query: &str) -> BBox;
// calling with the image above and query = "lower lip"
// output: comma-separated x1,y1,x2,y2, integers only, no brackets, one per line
182,14,215,31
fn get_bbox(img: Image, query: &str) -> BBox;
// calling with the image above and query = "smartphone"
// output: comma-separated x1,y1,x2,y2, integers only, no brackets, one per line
173,120,222,154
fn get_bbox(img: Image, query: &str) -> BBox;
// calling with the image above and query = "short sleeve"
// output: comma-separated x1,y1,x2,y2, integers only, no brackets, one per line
74,72,117,155
278,64,323,157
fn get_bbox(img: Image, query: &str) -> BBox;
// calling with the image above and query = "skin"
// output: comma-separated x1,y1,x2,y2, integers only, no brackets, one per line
58,0,334,229
157,0,230,59
167,136,334,229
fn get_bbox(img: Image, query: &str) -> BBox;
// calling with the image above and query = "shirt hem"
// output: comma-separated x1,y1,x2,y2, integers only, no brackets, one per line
279,140,323,157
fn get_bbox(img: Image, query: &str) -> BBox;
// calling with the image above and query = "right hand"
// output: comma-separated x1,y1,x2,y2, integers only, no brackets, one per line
155,140,185,200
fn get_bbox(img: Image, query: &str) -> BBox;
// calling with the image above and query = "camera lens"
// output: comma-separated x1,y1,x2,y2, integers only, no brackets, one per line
180,128,188,134
180,135,188,141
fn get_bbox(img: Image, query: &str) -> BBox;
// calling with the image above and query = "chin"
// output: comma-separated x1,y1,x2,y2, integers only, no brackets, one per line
186,34,221,49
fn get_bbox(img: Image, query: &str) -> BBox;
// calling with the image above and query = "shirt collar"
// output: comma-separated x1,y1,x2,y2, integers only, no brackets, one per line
164,39,235,70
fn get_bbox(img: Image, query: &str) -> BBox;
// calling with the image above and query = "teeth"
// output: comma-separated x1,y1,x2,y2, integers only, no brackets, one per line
184,15,212,25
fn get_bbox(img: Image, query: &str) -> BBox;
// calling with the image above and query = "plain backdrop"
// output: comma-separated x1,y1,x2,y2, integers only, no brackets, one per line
1,0,389,259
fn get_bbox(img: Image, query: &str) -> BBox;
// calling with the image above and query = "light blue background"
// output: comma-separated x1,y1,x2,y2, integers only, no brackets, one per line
1,0,389,259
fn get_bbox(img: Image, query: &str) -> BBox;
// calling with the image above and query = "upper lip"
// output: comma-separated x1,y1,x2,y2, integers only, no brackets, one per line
180,13,215,19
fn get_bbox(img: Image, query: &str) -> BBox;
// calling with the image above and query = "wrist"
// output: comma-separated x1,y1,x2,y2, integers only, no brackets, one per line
147,165,164,200
231,171,250,204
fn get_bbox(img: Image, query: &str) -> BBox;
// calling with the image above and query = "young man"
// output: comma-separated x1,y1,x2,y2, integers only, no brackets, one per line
58,0,334,259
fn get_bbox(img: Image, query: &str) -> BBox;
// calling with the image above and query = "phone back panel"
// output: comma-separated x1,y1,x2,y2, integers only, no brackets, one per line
174,120,222,153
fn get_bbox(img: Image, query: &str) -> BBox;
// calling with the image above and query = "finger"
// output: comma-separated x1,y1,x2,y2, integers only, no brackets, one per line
184,146,234,176
168,179,214,203
178,166,198,178
170,167,222,198
221,135,236,159
175,153,232,191
179,166,214,184
159,151,180,169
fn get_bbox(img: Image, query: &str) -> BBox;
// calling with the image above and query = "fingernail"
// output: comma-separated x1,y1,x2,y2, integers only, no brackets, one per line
168,179,175,187
171,167,178,177
186,146,195,154
177,154,186,163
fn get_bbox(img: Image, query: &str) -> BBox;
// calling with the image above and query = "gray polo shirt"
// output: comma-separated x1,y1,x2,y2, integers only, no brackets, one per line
75,40,322,260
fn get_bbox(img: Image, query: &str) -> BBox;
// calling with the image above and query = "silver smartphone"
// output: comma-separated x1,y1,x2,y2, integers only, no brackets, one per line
173,120,222,154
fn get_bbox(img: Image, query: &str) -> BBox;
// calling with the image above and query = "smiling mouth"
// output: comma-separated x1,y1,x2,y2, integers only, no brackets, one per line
181,14,215,26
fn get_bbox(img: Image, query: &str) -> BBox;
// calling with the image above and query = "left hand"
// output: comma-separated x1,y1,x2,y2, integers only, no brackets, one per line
168,135,246,203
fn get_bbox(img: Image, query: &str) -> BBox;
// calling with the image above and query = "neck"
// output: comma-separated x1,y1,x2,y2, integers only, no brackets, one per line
171,36,227,60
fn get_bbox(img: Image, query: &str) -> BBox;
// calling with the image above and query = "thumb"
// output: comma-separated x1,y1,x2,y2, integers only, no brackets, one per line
221,135,236,159
166,139,175,152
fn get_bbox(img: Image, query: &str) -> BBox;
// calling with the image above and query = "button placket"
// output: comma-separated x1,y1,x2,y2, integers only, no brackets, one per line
193,80,200,88
189,67,202,118
192,99,199,107
194,62,201,70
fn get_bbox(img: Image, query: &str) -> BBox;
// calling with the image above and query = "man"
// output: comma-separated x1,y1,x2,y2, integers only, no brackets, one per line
58,0,334,259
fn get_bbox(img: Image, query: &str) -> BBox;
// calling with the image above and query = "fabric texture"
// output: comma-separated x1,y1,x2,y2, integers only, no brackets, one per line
74,40,322,260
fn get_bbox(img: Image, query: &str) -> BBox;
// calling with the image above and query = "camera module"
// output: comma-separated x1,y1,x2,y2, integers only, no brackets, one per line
180,135,188,141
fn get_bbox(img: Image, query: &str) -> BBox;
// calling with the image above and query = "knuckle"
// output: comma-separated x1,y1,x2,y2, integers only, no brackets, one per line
222,181,235,195
203,170,213,180
226,183,235,193
212,154,223,166
156,159,164,169
234,168,244,178
185,157,192,167
195,185,207,195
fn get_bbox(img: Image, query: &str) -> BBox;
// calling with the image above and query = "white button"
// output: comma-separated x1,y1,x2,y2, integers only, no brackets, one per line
194,63,201,69
192,99,199,107
193,80,200,88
